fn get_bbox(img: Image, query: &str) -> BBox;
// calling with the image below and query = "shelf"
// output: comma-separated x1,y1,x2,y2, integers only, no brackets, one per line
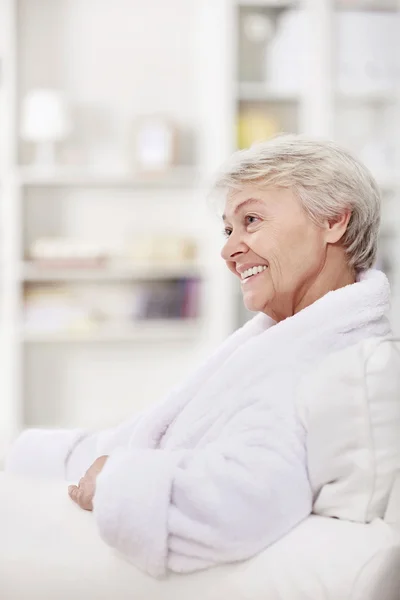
236,0,297,7
22,320,201,343
238,84,397,105
237,0,398,11
21,262,203,282
336,0,399,11
337,91,398,104
15,166,199,188
237,82,299,103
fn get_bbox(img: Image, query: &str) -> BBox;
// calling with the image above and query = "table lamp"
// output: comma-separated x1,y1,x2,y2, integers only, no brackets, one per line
20,88,71,170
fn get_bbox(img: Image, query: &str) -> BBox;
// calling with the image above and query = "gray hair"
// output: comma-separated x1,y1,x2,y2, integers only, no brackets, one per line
214,134,381,272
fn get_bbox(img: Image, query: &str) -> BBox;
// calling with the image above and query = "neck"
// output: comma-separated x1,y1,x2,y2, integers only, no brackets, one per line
295,262,356,316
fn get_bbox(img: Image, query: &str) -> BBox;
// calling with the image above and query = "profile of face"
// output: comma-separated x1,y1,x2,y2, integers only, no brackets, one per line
221,186,351,321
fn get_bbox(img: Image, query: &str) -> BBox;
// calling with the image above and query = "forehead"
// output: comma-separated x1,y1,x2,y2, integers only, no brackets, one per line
222,186,274,221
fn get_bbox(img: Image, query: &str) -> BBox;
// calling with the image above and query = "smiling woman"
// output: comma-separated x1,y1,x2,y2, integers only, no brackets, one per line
217,134,380,322
5,134,398,580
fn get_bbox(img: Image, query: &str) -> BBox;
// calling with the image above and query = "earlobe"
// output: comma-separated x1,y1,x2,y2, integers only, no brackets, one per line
325,210,352,244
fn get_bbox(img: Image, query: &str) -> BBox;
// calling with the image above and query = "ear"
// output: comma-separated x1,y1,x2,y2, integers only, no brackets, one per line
324,210,352,244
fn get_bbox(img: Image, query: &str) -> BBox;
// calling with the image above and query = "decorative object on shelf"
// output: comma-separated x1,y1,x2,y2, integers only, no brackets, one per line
237,108,280,150
26,235,199,279
264,10,308,94
20,88,72,171
239,9,275,83
131,115,177,173
122,234,197,265
28,238,107,268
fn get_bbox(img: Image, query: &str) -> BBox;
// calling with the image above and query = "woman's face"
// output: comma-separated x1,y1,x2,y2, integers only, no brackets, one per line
221,186,334,321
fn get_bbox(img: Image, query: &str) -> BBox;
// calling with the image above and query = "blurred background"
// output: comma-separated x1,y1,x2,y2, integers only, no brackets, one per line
1,0,400,455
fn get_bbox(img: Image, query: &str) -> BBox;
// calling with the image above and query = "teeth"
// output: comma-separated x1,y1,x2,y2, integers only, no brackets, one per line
241,265,267,280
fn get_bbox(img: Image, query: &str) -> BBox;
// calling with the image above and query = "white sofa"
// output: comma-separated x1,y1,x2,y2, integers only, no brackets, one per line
1,338,400,599
0,471,399,600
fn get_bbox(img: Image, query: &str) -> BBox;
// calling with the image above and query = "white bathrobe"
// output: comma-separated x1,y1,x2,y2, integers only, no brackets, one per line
5,270,391,578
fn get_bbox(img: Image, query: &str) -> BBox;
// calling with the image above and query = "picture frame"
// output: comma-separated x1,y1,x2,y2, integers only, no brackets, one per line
132,115,177,173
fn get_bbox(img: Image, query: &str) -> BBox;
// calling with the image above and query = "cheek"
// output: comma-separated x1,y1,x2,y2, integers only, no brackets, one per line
286,227,325,272
269,225,323,275
250,228,277,259
249,220,324,274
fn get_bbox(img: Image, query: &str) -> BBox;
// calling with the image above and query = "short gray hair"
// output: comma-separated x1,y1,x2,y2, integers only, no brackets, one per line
214,134,381,272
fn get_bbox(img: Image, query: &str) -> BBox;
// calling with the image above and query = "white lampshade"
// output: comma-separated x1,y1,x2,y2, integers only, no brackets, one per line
21,88,71,142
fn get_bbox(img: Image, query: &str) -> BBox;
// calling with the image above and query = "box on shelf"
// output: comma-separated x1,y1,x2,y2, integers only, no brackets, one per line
237,108,280,149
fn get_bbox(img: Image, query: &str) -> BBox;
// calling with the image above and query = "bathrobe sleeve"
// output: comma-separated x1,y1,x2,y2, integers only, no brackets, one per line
4,427,91,480
4,413,142,481
93,401,312,577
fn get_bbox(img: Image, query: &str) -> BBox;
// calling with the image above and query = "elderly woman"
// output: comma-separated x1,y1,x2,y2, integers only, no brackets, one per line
5,134,391,578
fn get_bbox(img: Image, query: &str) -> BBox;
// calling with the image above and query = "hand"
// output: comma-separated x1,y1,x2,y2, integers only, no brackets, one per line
68,455,109,511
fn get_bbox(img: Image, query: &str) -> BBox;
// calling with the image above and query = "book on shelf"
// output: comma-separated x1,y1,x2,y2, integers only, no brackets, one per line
23,278,202,335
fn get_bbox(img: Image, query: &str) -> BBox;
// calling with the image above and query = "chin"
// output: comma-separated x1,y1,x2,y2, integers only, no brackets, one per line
243,293,270,313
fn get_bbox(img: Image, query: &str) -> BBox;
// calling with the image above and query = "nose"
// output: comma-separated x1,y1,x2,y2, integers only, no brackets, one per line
221,232,248,262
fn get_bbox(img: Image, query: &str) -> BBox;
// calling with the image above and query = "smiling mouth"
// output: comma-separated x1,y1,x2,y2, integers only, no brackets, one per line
241,265,268,283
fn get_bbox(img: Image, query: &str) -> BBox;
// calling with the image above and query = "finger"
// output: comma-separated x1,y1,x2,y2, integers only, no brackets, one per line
68,485,81,504
79,481,95,511
69,482,94,511
80,496,94,511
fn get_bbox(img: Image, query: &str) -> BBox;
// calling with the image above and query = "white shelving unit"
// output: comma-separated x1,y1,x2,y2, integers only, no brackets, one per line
0,0,236,450
1,0,400,453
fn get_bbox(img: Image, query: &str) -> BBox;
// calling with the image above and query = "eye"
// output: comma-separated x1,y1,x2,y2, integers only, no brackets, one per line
245,215,260,227
223,227,232,238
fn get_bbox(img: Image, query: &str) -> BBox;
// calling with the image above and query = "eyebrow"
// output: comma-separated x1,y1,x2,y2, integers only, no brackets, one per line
222,198,265,221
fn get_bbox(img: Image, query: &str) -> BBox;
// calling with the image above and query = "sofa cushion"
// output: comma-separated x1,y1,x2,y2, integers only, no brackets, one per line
297,338,400,523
